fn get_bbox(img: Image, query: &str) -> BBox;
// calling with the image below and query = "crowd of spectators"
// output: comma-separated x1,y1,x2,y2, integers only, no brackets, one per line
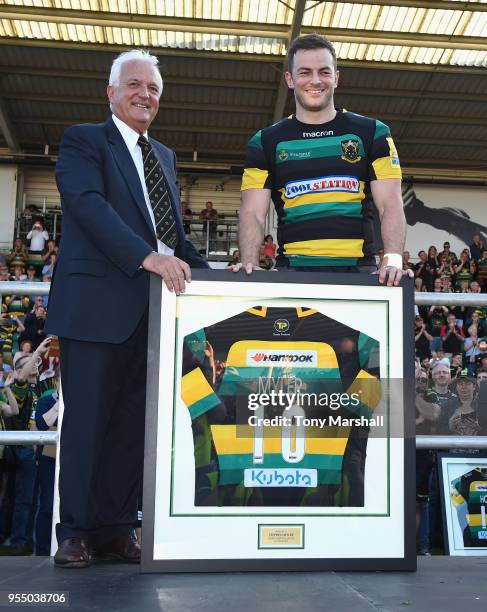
410,235,487,294
0,232,59,556
1,228,487,557
412,233,487,554
412,234,487,377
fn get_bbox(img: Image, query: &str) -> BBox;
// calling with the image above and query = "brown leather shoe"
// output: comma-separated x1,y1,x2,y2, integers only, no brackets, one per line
54,538,91,568
94,534,141,563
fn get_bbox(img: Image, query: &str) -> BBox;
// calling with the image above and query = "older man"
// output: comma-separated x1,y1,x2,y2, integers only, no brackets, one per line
46,50,208,568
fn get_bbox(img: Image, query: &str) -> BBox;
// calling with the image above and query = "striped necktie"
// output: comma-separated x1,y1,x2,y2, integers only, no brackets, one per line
137,135,178,249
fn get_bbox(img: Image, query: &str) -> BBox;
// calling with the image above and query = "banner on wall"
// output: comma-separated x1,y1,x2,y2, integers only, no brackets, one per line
402,181,487,258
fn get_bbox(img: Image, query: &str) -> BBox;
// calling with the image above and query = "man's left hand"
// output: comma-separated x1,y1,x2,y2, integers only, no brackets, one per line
376,261,414,287
377,253,414,287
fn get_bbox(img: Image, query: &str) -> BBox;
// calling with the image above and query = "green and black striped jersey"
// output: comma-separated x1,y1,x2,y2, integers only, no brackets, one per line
181,306,381,507
8,380,38,433
241,110,402,267
451,467,487,547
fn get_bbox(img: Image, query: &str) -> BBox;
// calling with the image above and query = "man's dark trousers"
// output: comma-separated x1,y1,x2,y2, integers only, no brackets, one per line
57,312,148,545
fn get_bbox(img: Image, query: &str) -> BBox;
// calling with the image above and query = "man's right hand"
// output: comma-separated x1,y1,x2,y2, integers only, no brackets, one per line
142,252,191,294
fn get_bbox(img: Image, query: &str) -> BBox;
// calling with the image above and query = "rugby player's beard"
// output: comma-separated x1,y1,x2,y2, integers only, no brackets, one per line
293,88,335,117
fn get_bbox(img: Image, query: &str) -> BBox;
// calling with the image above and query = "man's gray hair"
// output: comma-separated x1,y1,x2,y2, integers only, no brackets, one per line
431,357,451,372
108,49,163,93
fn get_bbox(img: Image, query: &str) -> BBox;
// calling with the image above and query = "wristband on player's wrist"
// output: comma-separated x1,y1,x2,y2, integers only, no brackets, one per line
382,253,402,269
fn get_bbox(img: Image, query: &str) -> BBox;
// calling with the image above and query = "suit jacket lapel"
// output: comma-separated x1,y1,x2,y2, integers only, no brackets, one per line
105,118,155,237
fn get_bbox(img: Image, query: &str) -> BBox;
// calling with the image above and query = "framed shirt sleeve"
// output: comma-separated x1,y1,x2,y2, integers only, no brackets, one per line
451,475,466,508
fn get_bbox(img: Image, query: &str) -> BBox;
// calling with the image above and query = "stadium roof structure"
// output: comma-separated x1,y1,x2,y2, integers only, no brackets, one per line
0,0,486,180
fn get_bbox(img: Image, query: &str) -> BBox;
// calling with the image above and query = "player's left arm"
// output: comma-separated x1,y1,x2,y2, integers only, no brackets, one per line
368,120,409,287
371,178,407,287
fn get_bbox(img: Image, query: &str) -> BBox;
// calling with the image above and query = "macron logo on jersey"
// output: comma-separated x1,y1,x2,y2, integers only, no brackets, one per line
302,130,334,138
284,175,360,199
246,350,318,367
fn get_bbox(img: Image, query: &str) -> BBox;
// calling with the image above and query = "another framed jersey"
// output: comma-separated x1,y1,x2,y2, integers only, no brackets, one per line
438,453,487,556
141,270,415,572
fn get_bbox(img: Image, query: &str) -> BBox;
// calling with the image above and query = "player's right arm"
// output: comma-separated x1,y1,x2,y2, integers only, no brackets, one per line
234,129,272,274
236,188,271,273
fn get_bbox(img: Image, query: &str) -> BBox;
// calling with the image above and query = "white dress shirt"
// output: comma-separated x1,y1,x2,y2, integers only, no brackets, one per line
112,114,174,256
26,229,49,252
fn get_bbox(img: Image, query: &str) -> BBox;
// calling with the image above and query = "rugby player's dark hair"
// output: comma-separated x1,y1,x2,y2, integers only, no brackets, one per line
286,34,337,73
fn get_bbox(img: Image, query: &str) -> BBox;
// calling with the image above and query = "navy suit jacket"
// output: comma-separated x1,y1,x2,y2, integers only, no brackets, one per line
46,117,208,343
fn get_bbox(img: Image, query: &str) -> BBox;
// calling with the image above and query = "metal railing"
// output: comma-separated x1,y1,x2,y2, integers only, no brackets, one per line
184,218,238,259
415,292,487,307
416,436,487,449
1,283,487,449
16,210,62,242
0,431,58,445
1,433,486,449
0,281,50,297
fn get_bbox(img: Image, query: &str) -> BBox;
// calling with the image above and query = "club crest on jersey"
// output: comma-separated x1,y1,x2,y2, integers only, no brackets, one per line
278,149,289,162
274,319,290,334
341,139,361,163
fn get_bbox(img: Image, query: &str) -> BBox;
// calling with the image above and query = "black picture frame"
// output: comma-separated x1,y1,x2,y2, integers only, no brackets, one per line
141,270,416,572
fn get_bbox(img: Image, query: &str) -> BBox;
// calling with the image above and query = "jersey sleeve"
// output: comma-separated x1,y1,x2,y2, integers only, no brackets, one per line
241,130,272,191
181,365,223,421
451,475,466,508
181,329,226,422
368,120,402,181
344,332,381,418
